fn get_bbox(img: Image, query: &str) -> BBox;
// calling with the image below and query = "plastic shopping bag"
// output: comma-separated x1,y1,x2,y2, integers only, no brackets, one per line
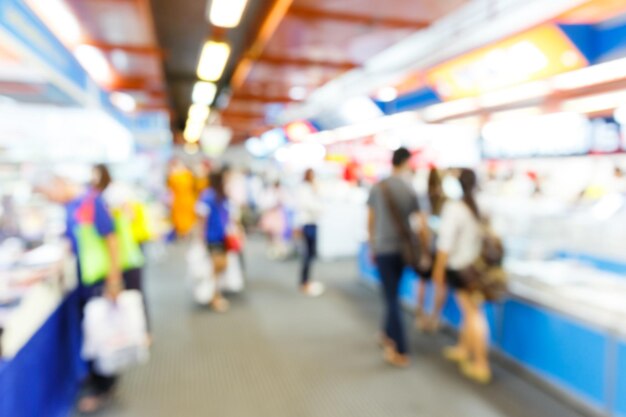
219,252,244,293
82,290,150,376
187,240,215,304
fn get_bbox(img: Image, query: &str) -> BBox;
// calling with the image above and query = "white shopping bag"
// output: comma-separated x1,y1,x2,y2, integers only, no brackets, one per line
186,241,215,304
82,290,150,376
219,252,244,293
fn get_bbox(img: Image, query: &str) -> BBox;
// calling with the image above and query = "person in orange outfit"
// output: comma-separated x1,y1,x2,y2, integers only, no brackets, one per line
167,159,197,239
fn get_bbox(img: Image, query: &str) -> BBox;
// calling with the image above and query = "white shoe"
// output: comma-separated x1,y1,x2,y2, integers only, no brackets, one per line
303,282,325,297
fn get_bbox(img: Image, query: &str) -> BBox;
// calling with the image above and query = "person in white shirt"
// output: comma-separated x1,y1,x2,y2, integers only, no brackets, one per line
429,169,492,384
295,169,325,297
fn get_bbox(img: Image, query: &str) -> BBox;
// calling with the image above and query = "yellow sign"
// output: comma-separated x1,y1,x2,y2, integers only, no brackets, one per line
426,24,588,101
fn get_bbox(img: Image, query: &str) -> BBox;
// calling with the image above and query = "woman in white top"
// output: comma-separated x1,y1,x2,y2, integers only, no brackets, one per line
430,169,492,384
295,169,325,297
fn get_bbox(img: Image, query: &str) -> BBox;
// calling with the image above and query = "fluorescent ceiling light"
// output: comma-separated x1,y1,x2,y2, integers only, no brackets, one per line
184,120,205,143
192,82,217,105
110,92,136,113
30,0,83,44
376,87,398,102
188,104,211,122
208,0,249,28
561,90,626,114
197,41,231,82
553,57,626,91
74,45,113,84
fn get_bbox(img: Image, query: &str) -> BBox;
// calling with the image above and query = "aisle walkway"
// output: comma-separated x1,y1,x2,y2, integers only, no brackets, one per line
77,239,585,417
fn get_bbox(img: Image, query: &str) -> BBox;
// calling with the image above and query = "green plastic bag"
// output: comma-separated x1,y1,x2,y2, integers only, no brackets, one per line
115,212,145,271
76,223,110,286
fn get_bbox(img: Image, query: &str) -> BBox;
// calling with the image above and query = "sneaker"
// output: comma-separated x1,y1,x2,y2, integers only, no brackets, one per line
302,282,325,297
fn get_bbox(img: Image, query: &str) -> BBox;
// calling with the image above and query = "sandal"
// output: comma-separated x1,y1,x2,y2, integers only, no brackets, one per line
443,346,469,363
211,298,230,313
460,361,492,385
383,345,410,368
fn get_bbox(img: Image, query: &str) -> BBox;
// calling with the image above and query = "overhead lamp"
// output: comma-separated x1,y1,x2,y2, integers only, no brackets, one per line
553,57,626,91
208,0,249,28
188,104,211,122
74,44,113,84
197,41,231,82
192,81,217,105
110,92,137,113
184,120,205,143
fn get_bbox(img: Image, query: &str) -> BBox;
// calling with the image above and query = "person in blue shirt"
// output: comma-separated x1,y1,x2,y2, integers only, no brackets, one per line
38,167,123,413
197,169,232,313
76,164,124,413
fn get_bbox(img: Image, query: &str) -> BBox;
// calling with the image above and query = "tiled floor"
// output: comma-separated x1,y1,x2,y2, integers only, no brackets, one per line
75,239,585,417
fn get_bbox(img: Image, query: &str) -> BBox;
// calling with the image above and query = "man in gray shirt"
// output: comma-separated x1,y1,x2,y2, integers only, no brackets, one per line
367,147,429,367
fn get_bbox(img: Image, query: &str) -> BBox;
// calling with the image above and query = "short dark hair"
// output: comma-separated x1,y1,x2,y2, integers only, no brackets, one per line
392,147,411,167
93,164,112,192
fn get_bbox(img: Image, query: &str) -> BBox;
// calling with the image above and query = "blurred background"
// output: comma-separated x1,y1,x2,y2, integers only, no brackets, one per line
3,0,626,416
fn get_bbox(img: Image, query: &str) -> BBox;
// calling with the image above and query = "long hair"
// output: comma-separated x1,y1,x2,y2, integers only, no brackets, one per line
459,168,479,219
428,168,445,216
209,169,226,201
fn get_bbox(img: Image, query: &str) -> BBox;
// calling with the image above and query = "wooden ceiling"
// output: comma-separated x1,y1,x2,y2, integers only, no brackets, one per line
219,0,468,142
27,0,469,140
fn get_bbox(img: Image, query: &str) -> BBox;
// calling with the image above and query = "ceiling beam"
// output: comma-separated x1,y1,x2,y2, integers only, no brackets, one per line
256,55,356,70
231,92,293,103
287,5,431,29
231,0,295,90
106,76,165,91
221,110,266,119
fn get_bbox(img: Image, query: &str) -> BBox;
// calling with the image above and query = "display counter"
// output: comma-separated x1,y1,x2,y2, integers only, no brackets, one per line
358,243,626,417
0,241,84,417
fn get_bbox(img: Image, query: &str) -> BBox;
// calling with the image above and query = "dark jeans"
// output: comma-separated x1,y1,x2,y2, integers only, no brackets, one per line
375,253,408,355
300,224,317,286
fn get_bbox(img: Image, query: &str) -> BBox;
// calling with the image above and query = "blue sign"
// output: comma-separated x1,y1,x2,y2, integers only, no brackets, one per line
0,0,88,91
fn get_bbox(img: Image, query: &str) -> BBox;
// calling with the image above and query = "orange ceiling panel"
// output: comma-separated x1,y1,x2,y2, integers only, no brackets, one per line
264,15,413,65
226,99,270,115
294,0,467,22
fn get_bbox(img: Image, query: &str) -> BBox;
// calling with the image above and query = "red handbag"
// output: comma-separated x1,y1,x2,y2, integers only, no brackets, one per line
225,233,243,253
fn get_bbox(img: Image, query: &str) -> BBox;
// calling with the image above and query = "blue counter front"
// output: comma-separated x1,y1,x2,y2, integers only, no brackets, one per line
0,290,85,417
358,243,624,416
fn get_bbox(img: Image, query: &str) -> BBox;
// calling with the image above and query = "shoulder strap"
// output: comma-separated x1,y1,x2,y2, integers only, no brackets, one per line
380,180,412,242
